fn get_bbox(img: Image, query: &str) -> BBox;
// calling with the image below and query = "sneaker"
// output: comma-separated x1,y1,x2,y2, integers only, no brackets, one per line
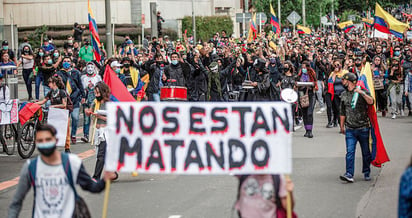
333,121,338,127
307,131,313,138
320,107,326,112
326,122,333,128
316,110,323,114
71,137,77,144
409,111,412,117
340,173,354,183
401,110,405,116
382,111,386,117
364,173,371,181
81,136,89,143
64,148,71,153
391,114,396,119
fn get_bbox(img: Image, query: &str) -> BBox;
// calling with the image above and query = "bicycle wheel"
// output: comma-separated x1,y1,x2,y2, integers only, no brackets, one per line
0,124,17,155
18,121,36,159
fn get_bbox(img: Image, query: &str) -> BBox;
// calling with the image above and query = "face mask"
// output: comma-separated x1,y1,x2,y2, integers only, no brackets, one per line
47,59,53,65
37,141,57,157
39,52,44,57
338,50,342,53
115,68,121,74
68,53,73,56
302,68,307,74
3,46,8,50
85,42,90,46
382,48,387,53
68,40,73,44
355,63,361,67
171,60,179,65
86,65,95,75
123,63,130,68
138,61,143,65
343,83,349,91
96,96,103,101
53,53,59,57
394,51,400,56
62,62,71,69
23,50,29,54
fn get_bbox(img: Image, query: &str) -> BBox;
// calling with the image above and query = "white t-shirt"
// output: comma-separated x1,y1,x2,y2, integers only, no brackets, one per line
33,155,81,218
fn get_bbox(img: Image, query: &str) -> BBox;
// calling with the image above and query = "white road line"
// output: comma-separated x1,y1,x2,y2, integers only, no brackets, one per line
168,215,182,218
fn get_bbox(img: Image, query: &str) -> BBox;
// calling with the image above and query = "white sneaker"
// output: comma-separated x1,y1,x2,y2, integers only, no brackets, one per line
401,110,405,116
391,114,396,119
316,110,323,114
320,107,326,112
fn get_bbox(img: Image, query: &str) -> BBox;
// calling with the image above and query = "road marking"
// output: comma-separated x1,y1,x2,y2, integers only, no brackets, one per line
168,216,182,218
0,149,95,192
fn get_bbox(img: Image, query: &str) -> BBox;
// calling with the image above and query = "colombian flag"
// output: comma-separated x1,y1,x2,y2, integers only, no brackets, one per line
270,3,280,35
103,65,136,102
88,0,102,62
374,3,409,39
351,62,390,167
362,18,373,28
338,21,355,33
297,25,311,35
247,13,258,43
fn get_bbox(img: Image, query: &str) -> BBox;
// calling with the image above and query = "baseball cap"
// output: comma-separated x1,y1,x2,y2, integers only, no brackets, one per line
110,61,122,68
342,72,357,82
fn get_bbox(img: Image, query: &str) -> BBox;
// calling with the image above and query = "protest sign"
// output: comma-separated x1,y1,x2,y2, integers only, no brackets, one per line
105,102,293,175
0,99,19,125
48,108,69,147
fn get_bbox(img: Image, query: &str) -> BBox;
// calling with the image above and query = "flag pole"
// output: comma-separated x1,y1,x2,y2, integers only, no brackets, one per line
285,174,292,218
102,180,111,218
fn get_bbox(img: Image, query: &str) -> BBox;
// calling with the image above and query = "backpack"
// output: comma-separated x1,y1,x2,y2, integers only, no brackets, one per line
28,153,91,218
236,175,297,218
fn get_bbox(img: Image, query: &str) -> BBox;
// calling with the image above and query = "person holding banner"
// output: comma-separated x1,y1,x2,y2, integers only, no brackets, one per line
339,72,374,183
36,75,71,152
85,81,117,180
8,124,114,218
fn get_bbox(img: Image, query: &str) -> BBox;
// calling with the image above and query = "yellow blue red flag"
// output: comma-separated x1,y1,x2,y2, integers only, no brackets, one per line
88,0,102,62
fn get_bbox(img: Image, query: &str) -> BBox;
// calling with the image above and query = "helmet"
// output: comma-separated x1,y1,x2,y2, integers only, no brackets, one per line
342,72,357,82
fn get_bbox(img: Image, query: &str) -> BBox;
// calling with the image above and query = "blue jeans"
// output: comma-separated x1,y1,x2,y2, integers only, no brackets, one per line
35,74,44,100
345,128,372,177
71,107,80,137
83,107,90,137
153,93,161,102
43,86,51,111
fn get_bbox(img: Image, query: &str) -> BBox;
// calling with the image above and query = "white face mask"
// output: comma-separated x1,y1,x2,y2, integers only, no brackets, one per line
86,65,95,75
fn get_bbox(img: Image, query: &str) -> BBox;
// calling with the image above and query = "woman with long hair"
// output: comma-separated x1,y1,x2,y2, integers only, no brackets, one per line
297,61,318,138
371,56,387,117
85,81,117,180
326,60,346,128
387,57,403,119
18,45,34,100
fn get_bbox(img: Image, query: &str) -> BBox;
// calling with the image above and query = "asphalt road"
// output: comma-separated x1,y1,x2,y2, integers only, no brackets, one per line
0,83,411,218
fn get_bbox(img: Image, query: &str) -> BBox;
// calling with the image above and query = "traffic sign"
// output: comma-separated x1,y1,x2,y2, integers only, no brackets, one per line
287,11,301,25
256,12,267,24
236,13,252,23
321,16,328,25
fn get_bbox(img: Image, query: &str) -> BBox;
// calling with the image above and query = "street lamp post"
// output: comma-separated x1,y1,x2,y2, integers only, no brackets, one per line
192,0,196,43
105,0,113,57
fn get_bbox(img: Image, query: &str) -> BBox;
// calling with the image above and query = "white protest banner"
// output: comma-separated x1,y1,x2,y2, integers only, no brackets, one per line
106,102,293,175
0,99,19,125
48,108,69,147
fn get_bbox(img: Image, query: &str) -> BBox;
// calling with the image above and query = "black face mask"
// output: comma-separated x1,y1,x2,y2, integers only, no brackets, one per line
96,96,103,101
85,42,90,46
37,145,56,157
355,63,361,67
343,84,350,91
123,63,130,68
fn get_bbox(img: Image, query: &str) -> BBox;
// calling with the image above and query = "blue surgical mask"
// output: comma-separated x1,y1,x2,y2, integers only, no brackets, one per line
394,51,400,56
54,53,59,57
37,141,57,157
171,60,179,65
138,61,143,65
115,68,121,74
47,59,53,65
2,46,8,50
302,68,308,74
62,62,71,69
39,52,44,57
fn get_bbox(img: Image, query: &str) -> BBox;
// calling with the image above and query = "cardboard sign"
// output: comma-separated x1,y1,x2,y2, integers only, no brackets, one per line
48,108,69,147
0,99,19,125
105,102,293,175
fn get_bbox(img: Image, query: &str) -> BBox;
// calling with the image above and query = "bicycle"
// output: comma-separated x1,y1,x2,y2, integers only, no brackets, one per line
0,123,20,156
18,106,47,159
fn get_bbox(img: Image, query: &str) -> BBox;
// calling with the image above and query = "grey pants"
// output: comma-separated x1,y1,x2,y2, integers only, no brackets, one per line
316,80,325,108
389,84,403,115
